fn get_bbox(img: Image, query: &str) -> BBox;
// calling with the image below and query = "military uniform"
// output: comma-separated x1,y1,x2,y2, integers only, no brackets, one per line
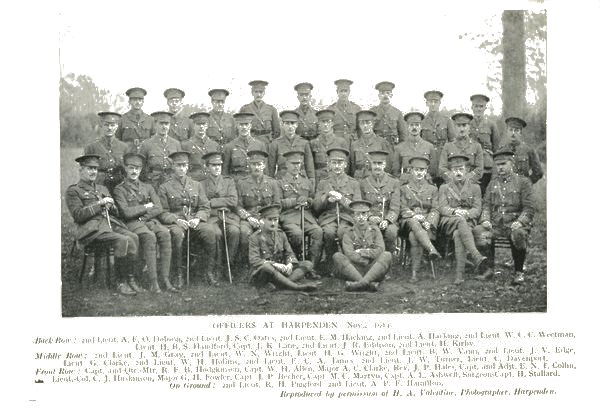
310,110,349,185
497,139,544,185
113,155,172,293
439,140,484,183
116,88,154,152
391,138,435,183
349,131,392,179
421,91,457,183
328,79,362,143
277,155,323,270
239,80,280,144
158,153,218,287
162,88,193,142
66,155,139,295
332,200,392,292
182,112,221,182
84,137,128,193
469,96,500,194
222,135,268,180
138,133,182,190
370,81,408,145
206,88,236,150
294,82,319,140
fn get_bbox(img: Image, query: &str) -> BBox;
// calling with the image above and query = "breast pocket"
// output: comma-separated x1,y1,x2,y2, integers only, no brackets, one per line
242,192,258,207
231,149,247,167
436,126,448,141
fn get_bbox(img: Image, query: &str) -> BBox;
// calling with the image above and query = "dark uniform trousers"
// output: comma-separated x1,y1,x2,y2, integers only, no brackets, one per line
313,174,361,266
278,173,323,268
113,180,172,287
333,224,392,283
236,175,281,268
398,179,440,273
66,180,139,286
473,173,534,272
158,176,217,281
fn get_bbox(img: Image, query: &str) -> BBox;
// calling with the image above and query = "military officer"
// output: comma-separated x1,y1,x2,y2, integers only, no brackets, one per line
181,112,220,182
328,79,362,143
248,205,318,291
349,110,392,179
207,89,236,150
116,87,154,153
200,151,241,285
359,151,401,253
139,111,182,190
439,112,484,184
235,150,281,273
370,81,408,146
309,109,349,186
158,151,218,289
66,154,138,296
277,150,323,272
113,153,172,293
313,148,362,271
84,111,128,193
469,94,501,194
268,110,315,185
421,90,457,186
294,82,319,140
222,112,269,181
399,156,442,282
239,80,280,144
497,117,544,185
391,111,435,184
473,148,535,285
164,88,193,142
438,154,489,285
333,200,393,292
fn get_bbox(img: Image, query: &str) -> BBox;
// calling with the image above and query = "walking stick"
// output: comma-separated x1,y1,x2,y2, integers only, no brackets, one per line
104,207,112,230
300,205,306,261
335,201,342,251
183,205,190,286
220,208,233,284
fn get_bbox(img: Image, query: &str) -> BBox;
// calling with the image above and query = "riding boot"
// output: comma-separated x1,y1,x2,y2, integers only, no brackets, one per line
453,234,466,284
128,258,146,293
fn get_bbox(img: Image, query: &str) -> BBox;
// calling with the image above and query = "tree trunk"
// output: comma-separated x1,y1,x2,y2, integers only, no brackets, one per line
502,10,526,118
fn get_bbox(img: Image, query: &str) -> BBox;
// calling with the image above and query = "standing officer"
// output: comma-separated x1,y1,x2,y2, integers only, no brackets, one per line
469,94,500,194
248,205,318,292
268,110,315,185
277,150,323,273
497,117,544,185
438,154,489,285
328,79,362,143
370,81,408,146
164,88,193,142
349,110,392,179
116,87,154,153
158,151,218,289
84,111,128,194
313,148,362,272
235,150,281,274
239,80,280,144
181,112,220,182
391,111,435,184
66,154,138,296
333,200,393,292
473,148,535,285
294,82,319,141
222,112,269,181
113,153,172,293
439,112,484,184
398,156,442,282
309,109,349,186
359,151,401,253
207,89,236,150
200,151,241,285
421,90,457,186
139,111,182,191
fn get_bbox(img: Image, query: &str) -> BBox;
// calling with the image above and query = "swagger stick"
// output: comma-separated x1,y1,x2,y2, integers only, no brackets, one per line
220,208,233,284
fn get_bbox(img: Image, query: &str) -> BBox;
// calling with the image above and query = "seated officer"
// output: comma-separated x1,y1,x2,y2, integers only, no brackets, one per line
399,156,442,282
438,154,489,285
113,153,172,293
497,117,544,185
313,148,362,271
473,148,535,285
181,112,220,182
66,154,138,296
277,150,323,273
333,200,392,292
235,150,281,271
222,112,269,181
391,111,435,185
158,151,218,290
310,109,349,186
84,111,128,194
248,205,318,291
359,150,401,253
200,151,241,285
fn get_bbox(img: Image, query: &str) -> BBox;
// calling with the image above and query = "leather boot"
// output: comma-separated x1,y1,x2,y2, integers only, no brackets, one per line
117,282,137,296
453,234,465,285
163,269,179,293
206,270,220,286
126,258,145,293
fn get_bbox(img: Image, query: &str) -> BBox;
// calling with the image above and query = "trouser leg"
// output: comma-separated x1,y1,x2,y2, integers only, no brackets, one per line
383,223,399,254
362,252,392,283
457,218,484,259
453,231,466,281
409,231,423,274
332,252,363,282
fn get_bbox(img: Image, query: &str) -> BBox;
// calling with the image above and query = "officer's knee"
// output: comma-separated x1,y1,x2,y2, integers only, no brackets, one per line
510,228,528,250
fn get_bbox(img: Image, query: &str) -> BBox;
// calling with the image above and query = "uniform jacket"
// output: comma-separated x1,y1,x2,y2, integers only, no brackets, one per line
480,173,535,228
239,101,280,140
200,175,240,225
341,224,385,265
138,135,182,172
313,173,361,225
391,138,435,179
438,180,482,223
268,135,315,180
181,137,220,181
207,110,236,149
113,179,167,231
438,137,485,182
497,138,544,184
349,133,392,178
249,229,298,274
370,104,408,144
235,175,281,219
116,110,154,150
168,110,193,142
421,112,457,177
469,116,500,169
359,173,401,224
328,100,361,140
310,134,350,175
278,173,317,226
222,136,269,176
399,178,440,226
84,137,128,172
295,105,319,139
157,176,210,223
65,180,127,246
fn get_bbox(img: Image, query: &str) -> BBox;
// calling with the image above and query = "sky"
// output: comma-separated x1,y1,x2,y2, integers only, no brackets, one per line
56,0,537,115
